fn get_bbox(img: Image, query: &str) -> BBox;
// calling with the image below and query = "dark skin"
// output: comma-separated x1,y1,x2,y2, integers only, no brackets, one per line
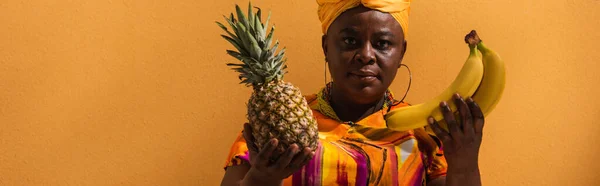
322,6,406,122
221,5,483,186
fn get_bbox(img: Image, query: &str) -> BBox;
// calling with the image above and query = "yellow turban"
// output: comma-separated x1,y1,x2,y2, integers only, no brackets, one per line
317,0,412,39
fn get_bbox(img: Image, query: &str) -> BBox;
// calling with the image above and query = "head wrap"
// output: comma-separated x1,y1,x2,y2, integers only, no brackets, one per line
317,0,412,39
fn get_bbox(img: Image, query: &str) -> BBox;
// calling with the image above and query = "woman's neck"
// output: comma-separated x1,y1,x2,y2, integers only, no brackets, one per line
329,87,385,122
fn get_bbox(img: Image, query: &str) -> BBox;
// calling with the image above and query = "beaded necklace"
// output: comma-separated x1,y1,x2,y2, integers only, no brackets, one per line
314,82,402,126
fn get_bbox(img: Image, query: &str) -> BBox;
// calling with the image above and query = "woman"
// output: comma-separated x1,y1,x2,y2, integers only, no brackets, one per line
221,0,484,185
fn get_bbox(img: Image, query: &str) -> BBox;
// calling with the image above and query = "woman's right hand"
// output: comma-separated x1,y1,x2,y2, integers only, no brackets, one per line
241,123,315,185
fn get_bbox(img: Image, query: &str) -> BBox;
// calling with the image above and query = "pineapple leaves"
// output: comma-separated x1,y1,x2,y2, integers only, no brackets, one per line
229,13,236,24
220,15,250,56
264,11,271,35
224,14,240,36
273,59,285,71
234,21,255,59
270,41,280,57
221,35,246,56
256,7,262,24
226,50,244,62
254,14,264,43
245,28,262,59
215,21,229,33
235,5,249,29
264,25,275,50
275,47,286,62
217,16,239,41
247,2,254,29
218,2,288,86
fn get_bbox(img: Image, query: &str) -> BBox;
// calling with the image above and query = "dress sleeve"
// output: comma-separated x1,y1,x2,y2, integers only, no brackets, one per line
424,128,448,181
223,130,250,170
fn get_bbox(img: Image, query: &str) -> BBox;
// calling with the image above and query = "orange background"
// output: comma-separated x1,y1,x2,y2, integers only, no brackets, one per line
1,0,599,185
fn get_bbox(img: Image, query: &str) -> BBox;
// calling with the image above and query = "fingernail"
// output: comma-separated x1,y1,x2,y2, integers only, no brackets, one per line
439,101,447,107
453,93,461,99
467,97,474,103
427,117,434,124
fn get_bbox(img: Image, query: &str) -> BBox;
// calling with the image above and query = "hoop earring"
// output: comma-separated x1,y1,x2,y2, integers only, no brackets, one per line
398,64,412,103
324,59,328,87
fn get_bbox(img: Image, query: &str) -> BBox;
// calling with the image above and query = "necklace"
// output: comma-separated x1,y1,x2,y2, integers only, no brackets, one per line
324,82,398,126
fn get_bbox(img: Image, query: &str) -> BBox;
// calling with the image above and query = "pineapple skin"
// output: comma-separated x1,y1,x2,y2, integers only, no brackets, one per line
247,80,319,155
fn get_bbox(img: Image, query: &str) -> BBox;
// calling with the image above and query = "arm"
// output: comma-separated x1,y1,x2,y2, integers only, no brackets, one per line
428,169,481,186
427,94,485,186
445,168,481,186
428,176,446,186
220,163,252,186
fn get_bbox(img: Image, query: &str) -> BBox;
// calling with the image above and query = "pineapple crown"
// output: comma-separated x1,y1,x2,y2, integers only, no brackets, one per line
216,2,287,87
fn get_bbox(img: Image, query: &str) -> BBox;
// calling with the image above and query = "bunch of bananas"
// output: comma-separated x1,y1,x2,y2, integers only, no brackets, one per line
385,30,505,131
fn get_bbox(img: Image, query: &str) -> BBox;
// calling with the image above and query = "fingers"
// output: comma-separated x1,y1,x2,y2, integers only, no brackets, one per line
440,101,463,140
256,139,278,167
428,117,451,144
467,98,485,134
453,93,474,135
304,151,316,165
289,147,314,169
243,123,258,153
282,147,315,177
273,144,299,170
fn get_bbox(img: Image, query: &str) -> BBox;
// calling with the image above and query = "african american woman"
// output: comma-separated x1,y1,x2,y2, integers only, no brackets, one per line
221,1,485,185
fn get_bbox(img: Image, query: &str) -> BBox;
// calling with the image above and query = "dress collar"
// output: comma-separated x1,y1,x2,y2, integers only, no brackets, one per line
310,82,399,124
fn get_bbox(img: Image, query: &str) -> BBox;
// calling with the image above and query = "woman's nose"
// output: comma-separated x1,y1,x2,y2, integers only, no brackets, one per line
354,43,376,64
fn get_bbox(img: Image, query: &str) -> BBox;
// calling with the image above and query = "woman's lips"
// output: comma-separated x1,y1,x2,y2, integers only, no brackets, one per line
349,71,378,82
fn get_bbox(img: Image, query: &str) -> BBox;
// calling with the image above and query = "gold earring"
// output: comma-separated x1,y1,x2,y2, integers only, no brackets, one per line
398,64,412,103
324,60,328,87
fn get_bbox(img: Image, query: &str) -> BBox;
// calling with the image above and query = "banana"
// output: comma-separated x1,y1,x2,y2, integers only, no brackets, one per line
472,39,506,116
384,30,506,132
384,36,484,131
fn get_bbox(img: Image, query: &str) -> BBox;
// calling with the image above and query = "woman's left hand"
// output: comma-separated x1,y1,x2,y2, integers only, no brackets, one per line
428,93,485,174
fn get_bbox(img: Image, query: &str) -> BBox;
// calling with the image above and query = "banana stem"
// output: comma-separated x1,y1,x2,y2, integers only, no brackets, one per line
465,30,481,47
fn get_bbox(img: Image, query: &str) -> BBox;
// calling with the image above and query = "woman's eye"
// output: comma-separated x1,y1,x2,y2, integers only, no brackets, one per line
376,40,390,49
344,38,357,45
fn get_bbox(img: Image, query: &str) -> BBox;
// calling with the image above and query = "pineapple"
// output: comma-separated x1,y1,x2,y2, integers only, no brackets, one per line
216,3,318,156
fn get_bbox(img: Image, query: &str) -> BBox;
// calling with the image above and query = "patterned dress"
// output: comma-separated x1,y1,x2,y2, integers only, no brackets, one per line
224,86,448,186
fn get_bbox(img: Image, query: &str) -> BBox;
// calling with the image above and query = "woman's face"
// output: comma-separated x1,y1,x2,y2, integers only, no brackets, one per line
322,6,407,105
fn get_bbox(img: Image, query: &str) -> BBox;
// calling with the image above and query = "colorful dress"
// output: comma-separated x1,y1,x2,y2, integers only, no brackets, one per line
224,87,448,186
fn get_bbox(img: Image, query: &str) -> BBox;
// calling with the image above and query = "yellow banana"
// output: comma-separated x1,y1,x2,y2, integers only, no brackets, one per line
384,36,484,131
472,39,506,116
384,30,506,132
